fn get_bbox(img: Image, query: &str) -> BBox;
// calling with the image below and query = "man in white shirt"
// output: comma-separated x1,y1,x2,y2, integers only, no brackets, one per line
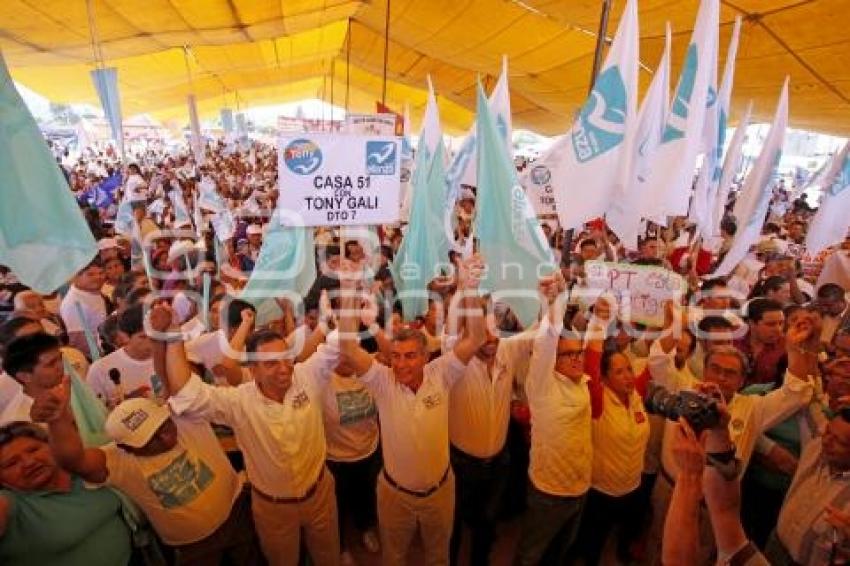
158,303,342,566
648,303,817,479
514,275,593,566
87,304,163,408
59,258,109,359
338,257,486,566
446,306,532,566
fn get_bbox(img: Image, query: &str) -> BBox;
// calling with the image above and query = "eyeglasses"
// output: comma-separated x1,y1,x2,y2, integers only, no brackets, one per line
706,362,743,380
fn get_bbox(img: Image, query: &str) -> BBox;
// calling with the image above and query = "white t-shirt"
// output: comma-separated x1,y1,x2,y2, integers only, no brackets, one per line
185,330,227,368
0,373,30,426
60,285,107,335
180,317,206,342
321,373,379,462
101,415,242,545
184,330,250,386
87,348,161,407
125,174,147,200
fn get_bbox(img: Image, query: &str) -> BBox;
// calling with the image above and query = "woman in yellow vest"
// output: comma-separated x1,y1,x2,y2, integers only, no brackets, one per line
577,315,651,564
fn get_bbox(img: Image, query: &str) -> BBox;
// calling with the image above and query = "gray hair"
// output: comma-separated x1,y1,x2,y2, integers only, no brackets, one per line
393,327,428,353
704,345,750,377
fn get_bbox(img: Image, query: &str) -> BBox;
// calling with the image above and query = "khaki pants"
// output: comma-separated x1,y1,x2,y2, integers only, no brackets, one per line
377,470,455,566
251,469,340,566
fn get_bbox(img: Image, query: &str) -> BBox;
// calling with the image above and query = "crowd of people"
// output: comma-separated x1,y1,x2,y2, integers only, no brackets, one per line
1,136,849,566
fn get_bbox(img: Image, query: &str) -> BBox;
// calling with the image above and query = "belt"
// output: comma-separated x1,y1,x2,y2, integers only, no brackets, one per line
252,467,324,504
382,467,450,498
450,444,506,466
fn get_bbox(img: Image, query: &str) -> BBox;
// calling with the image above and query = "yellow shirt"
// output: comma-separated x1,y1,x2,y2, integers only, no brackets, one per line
591,387,650,496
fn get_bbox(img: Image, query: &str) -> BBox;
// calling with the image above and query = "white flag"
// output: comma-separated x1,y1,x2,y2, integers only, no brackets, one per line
644,0,720,221
187,95,205,165
549,0,639,230
712,100,752,234
694,16,742,238
713,78,789,277
413,76,443,184
445,56,513,201
607,21,671,247
805,142,850,254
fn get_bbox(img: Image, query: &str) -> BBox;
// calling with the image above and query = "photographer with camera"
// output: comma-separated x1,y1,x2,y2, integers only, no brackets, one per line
648,300,817,480
663,416,771,566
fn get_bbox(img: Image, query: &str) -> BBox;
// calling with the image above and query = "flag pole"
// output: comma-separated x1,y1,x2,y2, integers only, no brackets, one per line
561,0,614,265
346,18,352,113
381,0,391,105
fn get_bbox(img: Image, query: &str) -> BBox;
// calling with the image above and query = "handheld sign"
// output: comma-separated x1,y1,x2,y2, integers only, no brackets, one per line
521,163,557,216
585,260,685,327
277,134,401,226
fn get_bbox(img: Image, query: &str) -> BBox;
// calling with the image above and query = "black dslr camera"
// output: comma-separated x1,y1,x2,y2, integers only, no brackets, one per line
644,383,722,434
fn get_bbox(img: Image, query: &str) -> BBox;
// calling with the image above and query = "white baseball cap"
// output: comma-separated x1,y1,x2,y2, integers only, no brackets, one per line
105,398,170,448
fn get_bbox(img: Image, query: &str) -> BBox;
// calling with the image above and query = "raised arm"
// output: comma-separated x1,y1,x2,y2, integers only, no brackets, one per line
338,263,375,376
752,315,816,433
662,420,705,566
584,295,613,418
448,255,486,365
148,303,194,395
525,274,565,398
213,308,254,386
30,376,109,483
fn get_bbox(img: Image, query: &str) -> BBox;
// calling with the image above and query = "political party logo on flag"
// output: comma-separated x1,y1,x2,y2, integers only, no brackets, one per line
663,44,698,143
283,139,322,175
530,165,551,185
571,65,628,162
366,141,397,175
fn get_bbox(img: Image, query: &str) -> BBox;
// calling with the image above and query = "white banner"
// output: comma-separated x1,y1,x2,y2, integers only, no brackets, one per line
585,260,686,327
277,134,401,226
520,162,558,215
345,113,398,136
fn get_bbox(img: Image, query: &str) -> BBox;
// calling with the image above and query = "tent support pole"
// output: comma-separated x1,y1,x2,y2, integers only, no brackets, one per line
381,0,391,105
589,0,613,94
346,18,351,113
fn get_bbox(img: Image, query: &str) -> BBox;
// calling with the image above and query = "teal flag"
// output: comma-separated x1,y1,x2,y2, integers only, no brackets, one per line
0,52,97,293
65,357,110,447
241,212,317,325
390,138,451,321
474,83,556,328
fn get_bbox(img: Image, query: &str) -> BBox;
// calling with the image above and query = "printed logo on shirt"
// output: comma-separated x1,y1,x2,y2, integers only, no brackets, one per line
146,451,215,509
421,393,443,410
336,390,377,426
634,411,646,424
291,390,311,410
